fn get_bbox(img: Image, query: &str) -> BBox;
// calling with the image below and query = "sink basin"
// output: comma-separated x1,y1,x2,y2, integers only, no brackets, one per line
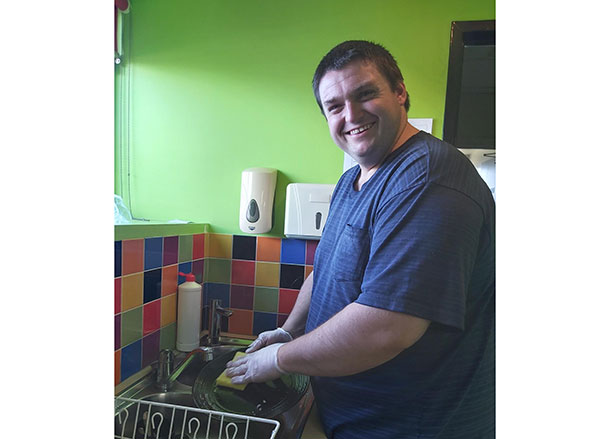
115,339,311,439
142,391,196,407
174,345,241,386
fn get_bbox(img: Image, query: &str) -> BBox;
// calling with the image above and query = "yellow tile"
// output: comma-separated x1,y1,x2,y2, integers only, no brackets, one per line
207,234,233,259
161,294,177,327
121,273,143,311
255,262,280,287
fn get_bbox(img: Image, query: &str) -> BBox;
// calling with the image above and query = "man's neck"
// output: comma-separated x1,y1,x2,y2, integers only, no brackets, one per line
354,122,420,191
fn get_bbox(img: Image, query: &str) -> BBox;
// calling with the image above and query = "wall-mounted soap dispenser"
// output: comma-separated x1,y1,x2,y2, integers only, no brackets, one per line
239,167,277,234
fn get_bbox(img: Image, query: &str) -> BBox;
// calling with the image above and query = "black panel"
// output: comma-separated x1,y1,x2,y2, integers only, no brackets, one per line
443,20,495,149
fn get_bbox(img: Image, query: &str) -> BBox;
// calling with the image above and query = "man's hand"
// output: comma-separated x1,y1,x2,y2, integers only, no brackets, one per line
225,343,286,385
245,328,292,353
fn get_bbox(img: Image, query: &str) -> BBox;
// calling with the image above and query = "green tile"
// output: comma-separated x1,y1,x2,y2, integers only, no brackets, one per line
121,307,143,347
179,235,193,263
205,258,231,283
160,323,176,350
254,287,279,313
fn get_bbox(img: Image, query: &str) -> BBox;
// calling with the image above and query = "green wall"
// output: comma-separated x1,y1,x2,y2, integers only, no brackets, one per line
115,0,494,235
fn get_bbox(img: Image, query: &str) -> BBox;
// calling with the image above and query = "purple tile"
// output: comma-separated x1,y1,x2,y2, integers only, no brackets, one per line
306,240,319,265
163,236,179,266
278,313,289,327
115,314,121,351
192,259,204,284
230,285,254,310
142,331,161,367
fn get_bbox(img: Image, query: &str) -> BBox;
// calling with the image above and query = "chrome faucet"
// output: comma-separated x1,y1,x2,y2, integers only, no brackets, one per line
209,299,233,345
155,347,213,391
155,349,174,392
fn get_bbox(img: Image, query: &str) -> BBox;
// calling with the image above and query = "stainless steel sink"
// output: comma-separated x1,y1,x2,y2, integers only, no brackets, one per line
115,338,312,439
142,391,196,407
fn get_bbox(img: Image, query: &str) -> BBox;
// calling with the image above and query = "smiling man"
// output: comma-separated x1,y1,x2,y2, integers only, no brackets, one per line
225,40,495,439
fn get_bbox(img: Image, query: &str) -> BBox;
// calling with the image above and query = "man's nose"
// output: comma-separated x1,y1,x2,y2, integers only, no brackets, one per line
344,101,363,123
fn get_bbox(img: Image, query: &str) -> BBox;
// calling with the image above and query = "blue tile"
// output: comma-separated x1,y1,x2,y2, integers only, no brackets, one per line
253,312,278,335
115,241,122,277
204,282,230,307
178,262,193,284
144,237,163,270
121,339,142,382
281,239,306,264
143,269,162,303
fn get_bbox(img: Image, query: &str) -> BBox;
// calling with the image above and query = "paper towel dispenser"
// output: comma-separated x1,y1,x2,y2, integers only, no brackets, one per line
284,183,335,240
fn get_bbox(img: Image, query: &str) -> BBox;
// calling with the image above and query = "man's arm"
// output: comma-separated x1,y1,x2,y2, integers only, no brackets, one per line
278,301,430,377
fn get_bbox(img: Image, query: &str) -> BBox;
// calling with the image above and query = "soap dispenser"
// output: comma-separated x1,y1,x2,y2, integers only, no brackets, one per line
176,272,202,352
239,167,277,234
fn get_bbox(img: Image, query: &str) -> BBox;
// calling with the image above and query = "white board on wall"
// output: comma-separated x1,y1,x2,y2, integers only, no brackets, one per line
342,118,433,173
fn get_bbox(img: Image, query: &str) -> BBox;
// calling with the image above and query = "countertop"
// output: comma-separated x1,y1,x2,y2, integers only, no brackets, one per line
300,403,326,439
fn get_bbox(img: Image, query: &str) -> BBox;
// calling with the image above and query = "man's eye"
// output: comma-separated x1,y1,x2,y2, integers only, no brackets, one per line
358,90,376,100
327,105,341,113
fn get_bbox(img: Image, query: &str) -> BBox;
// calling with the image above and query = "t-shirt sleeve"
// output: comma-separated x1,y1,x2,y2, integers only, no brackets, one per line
356,182,485,330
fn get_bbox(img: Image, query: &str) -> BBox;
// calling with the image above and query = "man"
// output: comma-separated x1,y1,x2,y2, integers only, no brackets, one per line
226,40,495,439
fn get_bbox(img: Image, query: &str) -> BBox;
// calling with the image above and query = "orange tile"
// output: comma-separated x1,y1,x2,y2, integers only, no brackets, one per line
228,309,253,336
207,234,233,259
122,239,144,275
115,350,121,386
305,265,314,279
256,237,281,262
161,294,177,327
121,273,143,311
255,262,280,287
162,265,178,296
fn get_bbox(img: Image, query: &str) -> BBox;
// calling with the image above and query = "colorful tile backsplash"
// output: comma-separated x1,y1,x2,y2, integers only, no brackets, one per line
114,230,317,387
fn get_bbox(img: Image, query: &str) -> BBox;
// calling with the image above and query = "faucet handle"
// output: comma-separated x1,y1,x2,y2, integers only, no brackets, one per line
156,349,174,384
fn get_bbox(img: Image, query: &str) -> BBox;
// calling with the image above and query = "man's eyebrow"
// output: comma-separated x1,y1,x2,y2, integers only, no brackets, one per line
350,81,379,96
322,81,379,107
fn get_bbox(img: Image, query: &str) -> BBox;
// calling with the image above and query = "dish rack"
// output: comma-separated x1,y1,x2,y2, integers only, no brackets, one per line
115,397,281,439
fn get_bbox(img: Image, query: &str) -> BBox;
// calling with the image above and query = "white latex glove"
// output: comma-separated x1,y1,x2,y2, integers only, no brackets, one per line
245,327,292,353
225,343,287,385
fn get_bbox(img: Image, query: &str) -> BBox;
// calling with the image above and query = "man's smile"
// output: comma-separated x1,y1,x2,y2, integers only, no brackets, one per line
345,122,375,136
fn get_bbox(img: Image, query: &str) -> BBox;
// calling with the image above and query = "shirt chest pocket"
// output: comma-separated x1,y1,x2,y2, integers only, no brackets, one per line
331,224,371,281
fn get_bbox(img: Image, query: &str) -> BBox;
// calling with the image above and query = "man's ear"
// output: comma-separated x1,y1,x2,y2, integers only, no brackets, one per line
394,82,407,105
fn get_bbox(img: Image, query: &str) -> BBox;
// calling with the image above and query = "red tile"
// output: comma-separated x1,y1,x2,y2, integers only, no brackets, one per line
122,239,144,275
231,260,255,286
228,309,253,336
279,289,299,314
193,233,205,260
115,278,121,315
143,300,161,336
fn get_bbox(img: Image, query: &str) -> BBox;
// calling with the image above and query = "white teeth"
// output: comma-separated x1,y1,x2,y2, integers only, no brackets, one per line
348,123,373,135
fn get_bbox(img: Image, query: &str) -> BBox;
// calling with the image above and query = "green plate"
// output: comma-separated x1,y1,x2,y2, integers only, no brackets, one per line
192,348,309,419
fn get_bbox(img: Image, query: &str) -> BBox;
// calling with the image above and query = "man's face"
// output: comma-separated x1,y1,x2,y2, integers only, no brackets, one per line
318,60,407,170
